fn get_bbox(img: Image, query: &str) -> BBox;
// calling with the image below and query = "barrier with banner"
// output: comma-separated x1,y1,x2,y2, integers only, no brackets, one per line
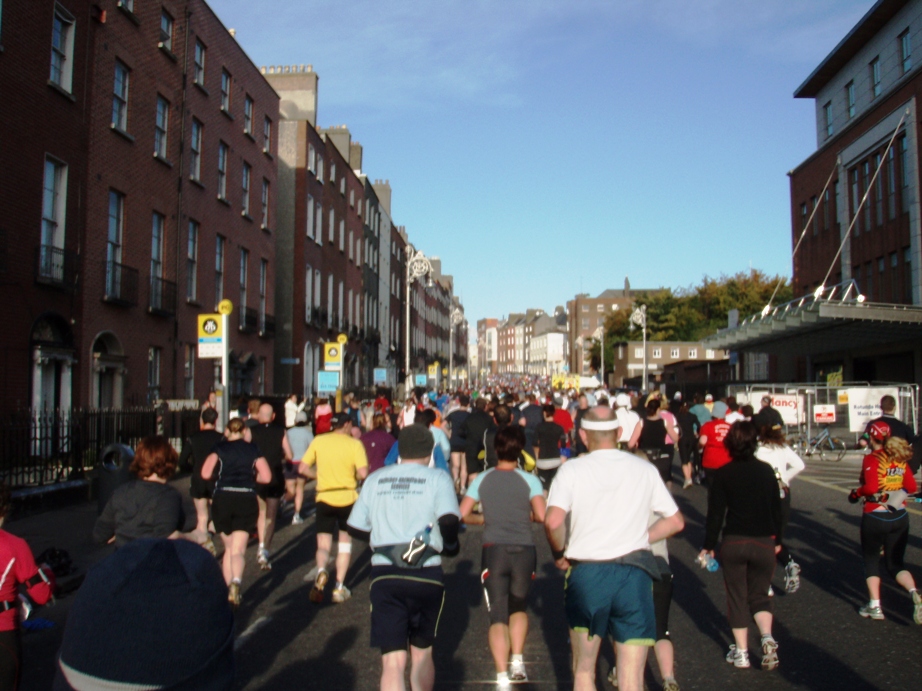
844,386,899,433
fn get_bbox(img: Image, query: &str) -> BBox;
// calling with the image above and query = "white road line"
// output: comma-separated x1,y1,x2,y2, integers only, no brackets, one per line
797,474,922,516
235,615,272,650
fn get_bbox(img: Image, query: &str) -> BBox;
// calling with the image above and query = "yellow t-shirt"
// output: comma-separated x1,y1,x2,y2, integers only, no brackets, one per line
302,431,368,507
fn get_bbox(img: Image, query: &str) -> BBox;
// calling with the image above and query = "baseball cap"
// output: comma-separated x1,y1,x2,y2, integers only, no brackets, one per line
868,420,890,442
615,393,631,408
673,392,682,401
705,394,714,401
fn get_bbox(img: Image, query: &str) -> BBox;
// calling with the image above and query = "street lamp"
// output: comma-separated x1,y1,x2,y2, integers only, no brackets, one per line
405,248,434,388
594,326,605,389
449,307,463,390
630,305,647,392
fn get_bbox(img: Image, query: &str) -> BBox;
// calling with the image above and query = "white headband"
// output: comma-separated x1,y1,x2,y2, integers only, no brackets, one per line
581,418,621,431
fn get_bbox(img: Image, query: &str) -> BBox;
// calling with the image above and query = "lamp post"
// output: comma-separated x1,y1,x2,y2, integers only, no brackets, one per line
405,249,433,388
449,307,463,390
630,305,647,392
594,326,605,388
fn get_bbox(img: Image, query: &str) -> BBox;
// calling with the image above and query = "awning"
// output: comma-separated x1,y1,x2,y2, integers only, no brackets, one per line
703,299,922,357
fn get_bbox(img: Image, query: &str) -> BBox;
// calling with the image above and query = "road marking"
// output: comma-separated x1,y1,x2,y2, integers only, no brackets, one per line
235,615,272,650
798,474,922,516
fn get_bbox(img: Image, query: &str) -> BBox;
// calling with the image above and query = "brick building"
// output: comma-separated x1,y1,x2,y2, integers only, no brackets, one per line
476,317,498,381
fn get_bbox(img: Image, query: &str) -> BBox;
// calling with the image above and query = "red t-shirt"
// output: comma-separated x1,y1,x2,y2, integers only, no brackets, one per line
553,409,573,436
0,530,54,631
700,419,732,470
856,449,918,513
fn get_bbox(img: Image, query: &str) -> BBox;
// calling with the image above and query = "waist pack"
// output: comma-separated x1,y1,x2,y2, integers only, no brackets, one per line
372,543,440,569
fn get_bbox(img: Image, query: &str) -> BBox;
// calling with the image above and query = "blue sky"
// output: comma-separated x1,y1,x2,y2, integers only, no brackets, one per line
211,0,871,328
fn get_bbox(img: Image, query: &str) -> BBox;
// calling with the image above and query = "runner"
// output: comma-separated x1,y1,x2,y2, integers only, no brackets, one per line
847,421,922,623
178,407,224,549
533,404,567,492
700,421,783,671
460,426,546,689
314,396,333,435
445,394,471,490
462,397,493,488
249,402,293,570
0,482,55,691
200,418,272,606
300,412,369,603
545,406,684,691
751,396,784,431
346,424,461,691
362,413,397,474
614,393,640,451
675,403,700,489
698,407,731,485
285,410,314,525
755,424,805,593
629,399,680,490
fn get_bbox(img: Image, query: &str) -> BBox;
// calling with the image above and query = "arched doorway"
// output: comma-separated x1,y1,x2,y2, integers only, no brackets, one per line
30,314,75,412
90,332,126,408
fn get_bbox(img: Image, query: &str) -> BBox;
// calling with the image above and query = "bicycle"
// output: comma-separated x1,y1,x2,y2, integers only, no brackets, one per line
792,426,847,462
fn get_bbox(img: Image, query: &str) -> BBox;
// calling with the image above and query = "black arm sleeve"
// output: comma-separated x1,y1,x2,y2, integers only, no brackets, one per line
177,439,194,472
346,524,371,542
438,514,460,557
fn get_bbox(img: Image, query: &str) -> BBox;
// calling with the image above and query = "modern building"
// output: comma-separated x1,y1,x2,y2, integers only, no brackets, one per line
608,341,728,389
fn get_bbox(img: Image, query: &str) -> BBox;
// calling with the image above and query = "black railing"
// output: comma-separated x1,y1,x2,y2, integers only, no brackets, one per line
259,313,275,338
35,245,77,289
103,260,139,306
148,276,177,316
239,306,258,333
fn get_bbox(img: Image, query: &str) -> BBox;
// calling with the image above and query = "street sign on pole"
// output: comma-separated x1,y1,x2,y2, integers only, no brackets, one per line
323,343,343,371
318,370,341,393
197,314,223,358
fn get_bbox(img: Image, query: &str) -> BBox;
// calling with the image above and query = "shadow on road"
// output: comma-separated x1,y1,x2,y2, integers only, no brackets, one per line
257,626,359,690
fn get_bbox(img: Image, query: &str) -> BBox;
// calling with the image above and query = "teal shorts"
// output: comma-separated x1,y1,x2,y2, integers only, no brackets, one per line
565,562,655,645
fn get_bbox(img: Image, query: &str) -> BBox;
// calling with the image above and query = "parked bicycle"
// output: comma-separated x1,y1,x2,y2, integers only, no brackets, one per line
791,425,847,462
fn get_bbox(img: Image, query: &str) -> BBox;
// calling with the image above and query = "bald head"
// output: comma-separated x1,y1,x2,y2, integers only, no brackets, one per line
257,403,275,423
580,406,619,451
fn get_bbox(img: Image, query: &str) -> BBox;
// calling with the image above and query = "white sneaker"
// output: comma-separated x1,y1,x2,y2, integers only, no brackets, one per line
509,659,527,681
784,561,801,594
332,585,351,603
257,547,271,571
725,645,750,668
496,672,511,690
291,513,304,525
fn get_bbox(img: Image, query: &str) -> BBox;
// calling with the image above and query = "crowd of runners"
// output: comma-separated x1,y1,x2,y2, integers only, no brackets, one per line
1,382,921,690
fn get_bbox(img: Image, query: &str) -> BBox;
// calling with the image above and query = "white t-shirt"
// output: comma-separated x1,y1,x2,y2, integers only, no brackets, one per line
547,449,679,561
755,444,805,487
615,408,640,443
725,411,746,424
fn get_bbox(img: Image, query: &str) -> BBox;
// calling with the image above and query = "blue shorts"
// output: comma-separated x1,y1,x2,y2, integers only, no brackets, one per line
565,562,655,645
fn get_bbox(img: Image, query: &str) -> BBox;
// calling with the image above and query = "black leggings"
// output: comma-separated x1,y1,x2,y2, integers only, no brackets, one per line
678,438,696,467
860,510,910,579
0,629,21,691
653,573,673,641
720,536,775,629
775,490,793,565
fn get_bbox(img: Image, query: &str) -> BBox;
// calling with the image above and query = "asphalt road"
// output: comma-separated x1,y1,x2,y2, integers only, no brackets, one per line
17,455,922,690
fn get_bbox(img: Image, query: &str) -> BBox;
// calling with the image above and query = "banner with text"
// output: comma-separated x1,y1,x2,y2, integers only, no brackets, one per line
846,387,899,433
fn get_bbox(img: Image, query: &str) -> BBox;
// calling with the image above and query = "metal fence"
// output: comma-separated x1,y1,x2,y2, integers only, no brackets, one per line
0,407,203,491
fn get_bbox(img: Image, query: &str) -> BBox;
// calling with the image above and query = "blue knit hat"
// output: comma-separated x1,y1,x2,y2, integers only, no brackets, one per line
54,538,234,690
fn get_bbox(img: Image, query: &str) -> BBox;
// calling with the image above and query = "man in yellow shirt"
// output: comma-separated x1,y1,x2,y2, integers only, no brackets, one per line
300,412,369,603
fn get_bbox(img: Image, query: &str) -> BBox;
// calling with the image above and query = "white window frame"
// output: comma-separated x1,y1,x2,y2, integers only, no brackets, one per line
193,40,206,85
823,101,832,138
870,56,881,98
187,220,198,301
151,212,164,280
263,117,271,154
243,95,253,134
155,96,169,158
112,60,130,131
159,10,173,51
217,142,228,199
846,81,855,119
306,194,314,238
214,235,225,305
261,179,270,228
41,156,67,252
652,348,662,359
901,29,912,74
634,347,643,359
220,69,231,111
242,162,251,216
190,119,203,181
670,348,680,359
50,5,76,92
328,209,335,242
304,263,313,323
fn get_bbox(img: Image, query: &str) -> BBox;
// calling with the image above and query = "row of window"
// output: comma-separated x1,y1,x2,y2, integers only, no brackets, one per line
303,195,377,269
853,248,913,304
822,27,912,139
580,303,619,312
302,266,374,332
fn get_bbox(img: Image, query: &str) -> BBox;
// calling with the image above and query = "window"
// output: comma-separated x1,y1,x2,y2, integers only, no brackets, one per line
112,61,129,131
349,189,355,208
581,305,589,312
148,347,162,403
900,29,912,74
875,153,883,226
190,119,202,181
244,96,253,134
150,212,164,279
242,163,251,216
160,10,173,51
331,163,336,184
850,168,860,233
338,219,344,251
187,220,198,301
263,117,271,154
215,235,225,305
315,200,322,245
306,194,314,238
107,190,124,273
823,189,830,231
811,196,818,236
239,248,248,307
823,101,833,138
862,161,871,230
671,348,680,358
905,248,913,304
340,177,345,195
900,135,909,213
891,252,899,302
688,348,698,358
705,349,716,359
41,157,67,253
50,5,75,92
193,41,206,85
888,147,897,219
217,142,228,199
348,230,353,262
846,81,855,118
260,179,269,228
154,96,169,158
304,263,313,322
184,344,195,398
317,156,323,183
866,261,874,300
307,144,315,173
634,347,643,358
581,318,589,329
800,202,807,230
870,57,881,98
328,209,335,242
652,348,662,359
220,70,231,111
259,259,267,327
596,304,604,311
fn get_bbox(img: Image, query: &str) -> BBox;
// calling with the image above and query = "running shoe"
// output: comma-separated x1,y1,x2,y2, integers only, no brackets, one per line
783,561,801,594
858,603,885,620
768,586,774,597
725,645,750,668
309,569,328,603
496,674,511,690
332,585,351,603
682,479,693,490
509,659,527,681
228,581,241,608
913,589,922,625
662,678,680,691
760,637,779,670
291,513,304,526
257,547,271,571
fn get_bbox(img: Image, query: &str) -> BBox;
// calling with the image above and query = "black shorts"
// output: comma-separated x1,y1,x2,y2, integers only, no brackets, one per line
370,565,445,653
450,443,466,454
481,544,536,625
465,450,483,476
211,491,258,535
643,448,673,484
255,467,285,499
315,501,354,535
189,469,215,500
536,466,559,490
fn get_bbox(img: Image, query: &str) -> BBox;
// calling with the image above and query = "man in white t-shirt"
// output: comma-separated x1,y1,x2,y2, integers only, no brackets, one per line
545,407,684,691
613,393,640,450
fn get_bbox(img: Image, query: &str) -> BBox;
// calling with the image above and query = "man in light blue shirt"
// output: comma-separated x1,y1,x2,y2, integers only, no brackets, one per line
348,424,460,691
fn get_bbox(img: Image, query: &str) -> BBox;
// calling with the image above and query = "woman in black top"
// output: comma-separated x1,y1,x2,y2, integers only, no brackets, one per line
629,399,679,488
201,418,271,606
675,403,700,489
699,421,782,672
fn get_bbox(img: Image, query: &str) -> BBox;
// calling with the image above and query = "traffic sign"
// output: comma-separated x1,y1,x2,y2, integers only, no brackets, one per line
814,404,836,424
323,342,343,371
337,333,348,345
217,299,233,315
373,367,387,384
415,374,428,387
197,314,224,359
317,370,340,393
428,364,438,378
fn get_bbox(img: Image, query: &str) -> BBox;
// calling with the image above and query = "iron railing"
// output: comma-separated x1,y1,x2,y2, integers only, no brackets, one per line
148,276,177,316
259,313,275,338
103,260,139,306
239,306,258,333
35,245,77,289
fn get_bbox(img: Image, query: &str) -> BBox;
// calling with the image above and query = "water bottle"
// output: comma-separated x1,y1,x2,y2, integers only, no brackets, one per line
697,554,720,572
402,524,433,566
